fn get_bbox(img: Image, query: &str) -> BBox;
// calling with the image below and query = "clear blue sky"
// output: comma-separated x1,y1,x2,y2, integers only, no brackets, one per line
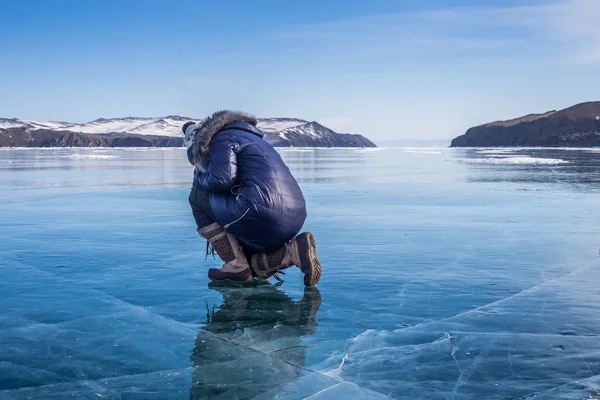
1,0,598,140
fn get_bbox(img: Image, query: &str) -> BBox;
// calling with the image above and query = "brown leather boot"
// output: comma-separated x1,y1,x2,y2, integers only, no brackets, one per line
197,223,252,283
251,232,321,287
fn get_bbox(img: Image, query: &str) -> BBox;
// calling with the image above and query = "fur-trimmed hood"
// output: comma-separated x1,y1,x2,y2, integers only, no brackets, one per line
186,110,257,171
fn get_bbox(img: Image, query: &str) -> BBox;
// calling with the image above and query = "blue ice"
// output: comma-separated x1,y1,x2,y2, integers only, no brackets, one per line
2,147,600,399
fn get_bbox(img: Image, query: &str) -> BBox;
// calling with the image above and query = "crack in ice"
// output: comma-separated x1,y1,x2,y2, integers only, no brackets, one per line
450,334,465,399
394,257,600,335
0,367,194,394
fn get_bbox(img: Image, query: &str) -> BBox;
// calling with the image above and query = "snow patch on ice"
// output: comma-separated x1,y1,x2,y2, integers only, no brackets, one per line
463,156,568,165
62,154,118,160
405,149,443,154
278,148,314,152
354,147,387,152
122,147,182,151
475,149,520,154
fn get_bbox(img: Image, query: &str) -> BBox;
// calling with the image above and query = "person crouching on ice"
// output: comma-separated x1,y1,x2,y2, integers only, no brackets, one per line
183,111,322,286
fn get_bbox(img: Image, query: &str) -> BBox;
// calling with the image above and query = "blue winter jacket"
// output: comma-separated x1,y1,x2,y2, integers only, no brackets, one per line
188,112,307,253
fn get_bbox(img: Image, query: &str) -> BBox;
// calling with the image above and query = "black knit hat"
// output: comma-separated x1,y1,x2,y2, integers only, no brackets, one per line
181,121,196,135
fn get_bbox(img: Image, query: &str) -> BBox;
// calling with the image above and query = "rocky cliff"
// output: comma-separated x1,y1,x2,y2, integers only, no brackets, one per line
451,101,600,147
0,128,182,148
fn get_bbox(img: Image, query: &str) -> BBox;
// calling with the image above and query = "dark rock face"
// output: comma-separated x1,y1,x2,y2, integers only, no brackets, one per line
0,128,184,148
451,102,600,147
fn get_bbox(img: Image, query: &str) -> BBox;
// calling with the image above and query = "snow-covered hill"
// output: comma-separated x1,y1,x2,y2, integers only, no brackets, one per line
0,118,73,131
0,116,376,148
0,116,189,137
255,118,307,134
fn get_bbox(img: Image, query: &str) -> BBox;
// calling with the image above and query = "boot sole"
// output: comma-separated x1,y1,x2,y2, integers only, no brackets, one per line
208,276,253,284
297,232,322,287
208,268,253,284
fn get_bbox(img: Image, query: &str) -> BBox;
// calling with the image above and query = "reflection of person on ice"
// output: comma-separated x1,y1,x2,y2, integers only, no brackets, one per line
183,111,322,286
190,284,322,398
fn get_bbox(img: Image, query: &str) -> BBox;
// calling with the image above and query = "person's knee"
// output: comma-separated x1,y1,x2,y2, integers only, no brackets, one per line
188,187,217,227
189,187,207,211
188,187,198,207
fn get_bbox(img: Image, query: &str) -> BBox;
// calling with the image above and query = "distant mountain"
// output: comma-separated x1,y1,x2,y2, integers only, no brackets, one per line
0,116,376,148
376,139,450,148
0,116,191,137
451,101,600,147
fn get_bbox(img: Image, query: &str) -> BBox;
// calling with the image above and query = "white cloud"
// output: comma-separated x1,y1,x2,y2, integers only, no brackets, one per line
270,0,600,64
547,0,600,64
432,0,600,64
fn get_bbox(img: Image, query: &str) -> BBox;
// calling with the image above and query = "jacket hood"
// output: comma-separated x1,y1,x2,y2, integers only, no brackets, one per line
189,110,257,171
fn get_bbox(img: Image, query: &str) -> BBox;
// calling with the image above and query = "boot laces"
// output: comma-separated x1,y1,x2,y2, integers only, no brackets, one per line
271,271,286,283
205,241,216,260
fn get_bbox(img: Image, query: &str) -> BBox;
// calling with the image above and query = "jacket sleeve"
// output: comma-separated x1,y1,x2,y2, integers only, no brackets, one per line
196,138,238,193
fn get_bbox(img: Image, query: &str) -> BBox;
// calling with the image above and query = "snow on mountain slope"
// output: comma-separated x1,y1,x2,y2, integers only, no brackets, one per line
126,116,191,136
0,116,312,137
256,118,307,134
279,122,324,139
0,116,376,147
63,117,187,136
0,117,189,137
64,118,152,135
0,119,27,129
0,118,71,131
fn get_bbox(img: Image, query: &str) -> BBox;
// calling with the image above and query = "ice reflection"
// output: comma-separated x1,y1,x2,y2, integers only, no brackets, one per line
280,148,369,185
189,283,321,399
0,148,191,190
453,148,600,191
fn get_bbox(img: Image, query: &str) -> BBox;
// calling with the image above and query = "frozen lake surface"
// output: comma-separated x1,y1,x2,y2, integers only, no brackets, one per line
2,147,600,399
